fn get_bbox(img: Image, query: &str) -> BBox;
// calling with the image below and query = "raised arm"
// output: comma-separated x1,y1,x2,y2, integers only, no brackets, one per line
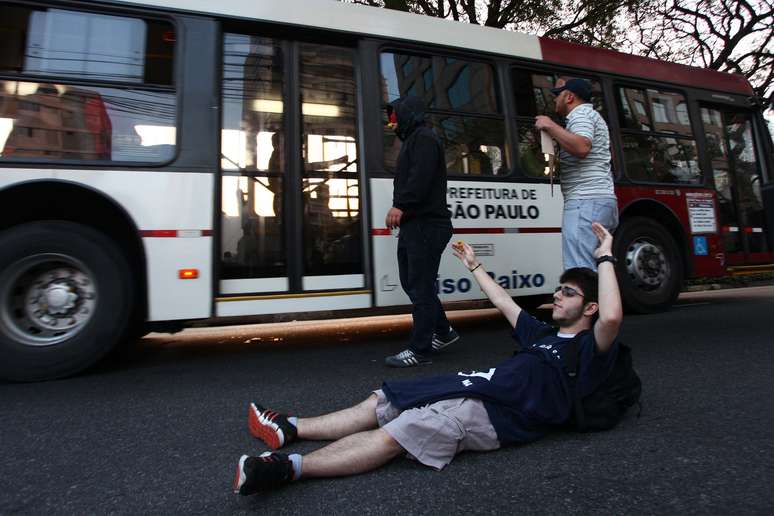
451,241,522,327
591,223,623,353
535,116,591,158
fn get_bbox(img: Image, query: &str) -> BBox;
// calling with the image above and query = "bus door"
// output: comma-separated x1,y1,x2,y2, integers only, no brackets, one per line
701,106,771,265
216,33,367,316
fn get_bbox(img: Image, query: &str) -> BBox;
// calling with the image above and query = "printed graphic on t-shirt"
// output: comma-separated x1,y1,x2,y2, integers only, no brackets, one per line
458,367,496,387
535,343,562,361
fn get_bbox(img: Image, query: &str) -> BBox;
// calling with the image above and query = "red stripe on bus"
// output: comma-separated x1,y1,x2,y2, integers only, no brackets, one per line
517,227,562,233
454,228,505,234
140,230,213,237
141,230,177,237
371,227,561,235
539,37,754,96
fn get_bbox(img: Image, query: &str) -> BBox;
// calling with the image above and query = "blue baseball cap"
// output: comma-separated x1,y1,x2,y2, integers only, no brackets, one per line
550,78,592,101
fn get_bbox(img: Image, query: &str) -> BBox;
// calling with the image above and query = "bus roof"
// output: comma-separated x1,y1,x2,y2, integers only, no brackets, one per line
112,0,753,96
539,38,753,96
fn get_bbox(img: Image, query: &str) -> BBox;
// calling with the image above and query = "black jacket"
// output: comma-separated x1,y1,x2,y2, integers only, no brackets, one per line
390,96,451,222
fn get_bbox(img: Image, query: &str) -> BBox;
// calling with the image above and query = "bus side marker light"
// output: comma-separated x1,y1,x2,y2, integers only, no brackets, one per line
179,269,199,279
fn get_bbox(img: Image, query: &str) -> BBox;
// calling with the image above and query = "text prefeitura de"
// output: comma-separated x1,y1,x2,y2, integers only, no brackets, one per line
447,187,538,200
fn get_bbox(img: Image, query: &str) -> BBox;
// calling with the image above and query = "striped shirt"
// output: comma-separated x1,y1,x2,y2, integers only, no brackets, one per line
559,103,616,201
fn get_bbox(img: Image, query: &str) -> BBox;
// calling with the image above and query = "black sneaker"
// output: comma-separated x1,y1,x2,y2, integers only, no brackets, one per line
431,327,460,352
385,349,432,367
248,403,297,449
233,452,294,496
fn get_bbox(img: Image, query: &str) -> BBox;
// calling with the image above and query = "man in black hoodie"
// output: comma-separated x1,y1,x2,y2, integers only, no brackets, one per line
384,96,459,367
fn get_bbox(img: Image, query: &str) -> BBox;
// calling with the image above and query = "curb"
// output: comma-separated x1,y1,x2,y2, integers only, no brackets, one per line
683,278,774,293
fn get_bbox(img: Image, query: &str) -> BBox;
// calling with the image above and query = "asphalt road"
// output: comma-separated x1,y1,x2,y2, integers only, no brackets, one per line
1,286,773,515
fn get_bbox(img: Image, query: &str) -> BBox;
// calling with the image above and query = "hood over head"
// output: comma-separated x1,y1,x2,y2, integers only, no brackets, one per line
388,96,427,141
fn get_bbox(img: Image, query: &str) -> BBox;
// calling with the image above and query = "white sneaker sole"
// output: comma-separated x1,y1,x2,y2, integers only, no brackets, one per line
233,455,248,494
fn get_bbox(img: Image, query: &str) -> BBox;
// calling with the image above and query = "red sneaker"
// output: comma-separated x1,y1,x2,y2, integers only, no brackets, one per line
248,403,297,449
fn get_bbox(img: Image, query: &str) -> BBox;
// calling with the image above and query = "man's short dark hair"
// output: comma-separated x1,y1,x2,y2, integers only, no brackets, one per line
560,267,598,304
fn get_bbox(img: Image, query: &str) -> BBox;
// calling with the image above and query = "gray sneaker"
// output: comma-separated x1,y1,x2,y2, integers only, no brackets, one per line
431,327,460,352
385,349,432,367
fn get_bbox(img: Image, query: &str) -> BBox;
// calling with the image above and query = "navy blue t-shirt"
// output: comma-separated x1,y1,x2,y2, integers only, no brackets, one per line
381,311,619,445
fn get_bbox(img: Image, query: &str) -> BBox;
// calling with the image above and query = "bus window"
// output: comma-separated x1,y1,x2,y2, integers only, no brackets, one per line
617,86,700,184
300,43,362,276
619,88,693,136
512,71,554,117
621,135,700,184
0,4,176,163
511,71,606,118
648,90,693,136
380,52,507,176
618,87,651,131
702,107,768,256
221,35,284,173
703,107,739,253
511,70,605,178
514,122,559,179
220,34,286,280
726,114,766,253
511,70,557,178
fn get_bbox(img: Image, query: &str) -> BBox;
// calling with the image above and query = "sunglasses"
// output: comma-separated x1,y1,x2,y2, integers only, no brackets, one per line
554,285,584,298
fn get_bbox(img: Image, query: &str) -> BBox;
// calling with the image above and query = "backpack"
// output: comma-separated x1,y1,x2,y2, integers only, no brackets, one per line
564,337,642,432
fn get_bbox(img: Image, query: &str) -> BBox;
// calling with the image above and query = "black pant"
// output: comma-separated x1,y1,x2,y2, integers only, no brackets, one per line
397,218,453,355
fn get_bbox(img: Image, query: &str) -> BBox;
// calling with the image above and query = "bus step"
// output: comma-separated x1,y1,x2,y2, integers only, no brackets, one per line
727,264,774,276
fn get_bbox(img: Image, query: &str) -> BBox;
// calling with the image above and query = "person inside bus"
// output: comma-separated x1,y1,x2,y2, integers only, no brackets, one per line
304,182,338,271
534,78,618,270
383,95,459,367
232,223,623,496
267,131,283,218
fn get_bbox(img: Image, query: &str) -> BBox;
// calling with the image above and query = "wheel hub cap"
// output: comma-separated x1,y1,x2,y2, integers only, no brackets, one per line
42,283,77,314
1,256,97,347
625,241,668,289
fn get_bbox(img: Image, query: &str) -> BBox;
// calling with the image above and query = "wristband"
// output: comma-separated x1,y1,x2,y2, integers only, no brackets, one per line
469,263,482,272
595,255,617,266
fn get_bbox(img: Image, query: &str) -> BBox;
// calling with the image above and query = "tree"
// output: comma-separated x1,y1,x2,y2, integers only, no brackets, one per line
343,0,647,50
345,0,576,29
625,0,774,106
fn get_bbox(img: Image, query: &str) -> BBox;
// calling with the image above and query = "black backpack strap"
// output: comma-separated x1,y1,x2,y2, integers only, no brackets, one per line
563,332,588,430
563,329,591,377
565,336,580,378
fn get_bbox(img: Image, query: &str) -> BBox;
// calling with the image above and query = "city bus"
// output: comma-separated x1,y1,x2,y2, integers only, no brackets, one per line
0,0,772,381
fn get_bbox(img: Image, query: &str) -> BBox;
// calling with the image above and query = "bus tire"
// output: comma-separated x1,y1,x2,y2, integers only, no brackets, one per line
614,217,683,313
0,221,134,381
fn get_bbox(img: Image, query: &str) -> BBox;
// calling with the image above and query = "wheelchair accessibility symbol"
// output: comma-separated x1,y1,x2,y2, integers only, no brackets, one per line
693,236,708,256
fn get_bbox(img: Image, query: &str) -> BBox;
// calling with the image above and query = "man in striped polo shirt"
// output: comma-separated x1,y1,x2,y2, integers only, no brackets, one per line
535,78,618,270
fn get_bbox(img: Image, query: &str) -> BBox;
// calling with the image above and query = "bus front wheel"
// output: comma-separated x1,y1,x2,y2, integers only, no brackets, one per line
0,221,134,381
613,217,683,313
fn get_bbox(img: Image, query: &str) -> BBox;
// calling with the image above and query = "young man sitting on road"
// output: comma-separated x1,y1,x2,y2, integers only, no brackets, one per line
233,223,623,495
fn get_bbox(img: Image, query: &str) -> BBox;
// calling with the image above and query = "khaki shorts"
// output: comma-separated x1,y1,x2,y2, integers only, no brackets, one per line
374,390,500,470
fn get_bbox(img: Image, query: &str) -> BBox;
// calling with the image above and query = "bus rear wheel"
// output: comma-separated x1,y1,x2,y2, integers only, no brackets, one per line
614,217,683,313
0,221,134,381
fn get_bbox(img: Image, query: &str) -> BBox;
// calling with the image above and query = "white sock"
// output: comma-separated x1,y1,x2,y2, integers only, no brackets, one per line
288,453,303,480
